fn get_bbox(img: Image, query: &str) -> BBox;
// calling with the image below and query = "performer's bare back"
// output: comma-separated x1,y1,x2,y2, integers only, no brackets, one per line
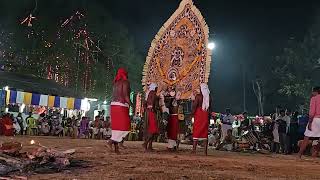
112,79,130,104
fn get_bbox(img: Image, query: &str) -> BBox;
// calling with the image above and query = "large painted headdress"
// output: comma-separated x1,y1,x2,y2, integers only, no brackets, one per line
142,0,212,99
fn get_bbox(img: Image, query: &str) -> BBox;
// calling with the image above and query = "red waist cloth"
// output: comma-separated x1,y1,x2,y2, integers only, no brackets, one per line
193,108,209,139
110,105,130,131
147,110,159,134
167,114,179,140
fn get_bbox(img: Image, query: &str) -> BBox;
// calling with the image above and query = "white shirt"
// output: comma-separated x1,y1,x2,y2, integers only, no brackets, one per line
222,114,235,125
283,115,291,133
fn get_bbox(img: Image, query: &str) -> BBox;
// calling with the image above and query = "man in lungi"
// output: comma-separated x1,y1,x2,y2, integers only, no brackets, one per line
143,83,159,151
108,68,133,154
192,83,211,155
298,87,320,158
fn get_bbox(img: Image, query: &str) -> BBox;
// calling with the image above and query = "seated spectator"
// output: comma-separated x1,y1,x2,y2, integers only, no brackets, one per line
16,113,27,135
79,117,90,138
217,129,236,151
12,114,21,135
92,116,101,139
65,117,73,137
51,115,64,136
71,116,79,138
38,113,50,135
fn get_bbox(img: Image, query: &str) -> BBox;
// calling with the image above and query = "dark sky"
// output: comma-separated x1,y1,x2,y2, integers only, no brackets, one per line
1,0,319,113
104,0,317,113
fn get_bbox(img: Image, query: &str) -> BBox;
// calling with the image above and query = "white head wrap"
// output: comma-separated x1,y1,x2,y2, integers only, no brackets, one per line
200,83,210,111
145,83,158,100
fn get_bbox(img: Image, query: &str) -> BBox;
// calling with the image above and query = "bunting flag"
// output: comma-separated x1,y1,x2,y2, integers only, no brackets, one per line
39,95,48,106
5,90,10,105
2,89,85,110
9,90,17,104
16,91,25,104
81,99,89,111
74,98,81,110
31,93,41,105
60,97,68,109
54,96,60,107
67,98,75,109
0,90,4,107
48,96,55,107
23,92,32,105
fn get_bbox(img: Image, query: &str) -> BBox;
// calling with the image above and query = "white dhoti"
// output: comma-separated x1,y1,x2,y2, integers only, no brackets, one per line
304,118,320,137
272,124,280,143
167,139,177,148
13,123,21,134
110,102,130,143
111,130,129,142
92,127,100,135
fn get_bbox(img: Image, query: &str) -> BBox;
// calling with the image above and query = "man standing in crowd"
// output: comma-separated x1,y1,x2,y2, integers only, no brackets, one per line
192,83,210,155
240,112,251,133
298,87,320,158
283,109,292,154
288,111,299,153
221,108,235,142
277,110,288,154
26,112,37,136
16,113,25,135
108,68,133,154
143,83,159,152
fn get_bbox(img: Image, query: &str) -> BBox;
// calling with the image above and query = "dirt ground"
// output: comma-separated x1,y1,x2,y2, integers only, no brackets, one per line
1,136,320,180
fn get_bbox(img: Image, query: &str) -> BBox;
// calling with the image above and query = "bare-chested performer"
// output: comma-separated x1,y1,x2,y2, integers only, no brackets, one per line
192,83,211,155
143,83,159,151
108,68,133,154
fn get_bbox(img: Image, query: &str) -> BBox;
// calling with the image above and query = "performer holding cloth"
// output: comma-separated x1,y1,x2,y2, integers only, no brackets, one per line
192,83,211,155
143,83,159,151
108,68,133,154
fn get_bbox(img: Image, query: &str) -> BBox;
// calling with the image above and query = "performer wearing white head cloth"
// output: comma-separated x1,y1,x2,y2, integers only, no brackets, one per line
192,83,211,155
200,83,210,111
145,83,158,100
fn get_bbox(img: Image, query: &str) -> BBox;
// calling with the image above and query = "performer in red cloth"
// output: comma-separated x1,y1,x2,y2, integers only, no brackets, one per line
143,83,159,151
192,83,211,155
167,114,179,149
108,68,133,154
166,89,180,150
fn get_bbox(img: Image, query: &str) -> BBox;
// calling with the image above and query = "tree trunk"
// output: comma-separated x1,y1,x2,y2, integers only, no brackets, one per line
252,80,264,116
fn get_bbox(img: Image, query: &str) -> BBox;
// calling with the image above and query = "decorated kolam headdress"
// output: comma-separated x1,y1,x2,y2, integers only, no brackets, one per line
142,0,212,99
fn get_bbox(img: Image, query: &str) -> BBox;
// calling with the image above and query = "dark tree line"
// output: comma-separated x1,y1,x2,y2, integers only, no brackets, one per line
0,0,144,100
252,13,320,114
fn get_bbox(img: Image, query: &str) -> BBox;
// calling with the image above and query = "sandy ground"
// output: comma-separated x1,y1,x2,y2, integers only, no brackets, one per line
1,136,320,180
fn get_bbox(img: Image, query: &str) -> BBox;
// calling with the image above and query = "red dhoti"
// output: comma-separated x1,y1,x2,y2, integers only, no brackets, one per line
110,102,130,142
167,114,179,140
147,110,158,134
193,108,209,140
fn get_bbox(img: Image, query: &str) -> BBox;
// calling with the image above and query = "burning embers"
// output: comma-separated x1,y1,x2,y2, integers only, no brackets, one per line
0,140,86,177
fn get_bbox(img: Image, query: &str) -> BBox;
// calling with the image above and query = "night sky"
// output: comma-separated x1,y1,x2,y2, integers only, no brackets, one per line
1,0,319,113
106,0,317,113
